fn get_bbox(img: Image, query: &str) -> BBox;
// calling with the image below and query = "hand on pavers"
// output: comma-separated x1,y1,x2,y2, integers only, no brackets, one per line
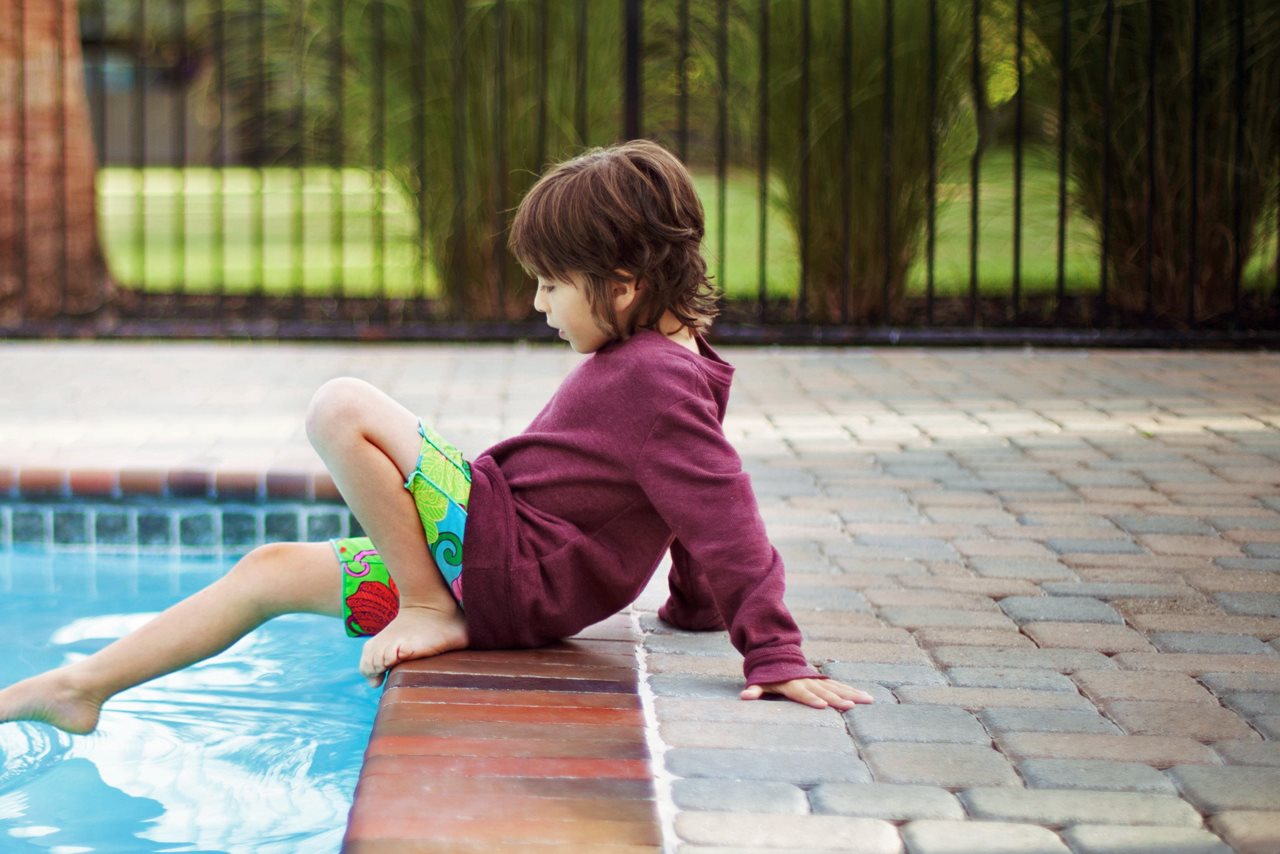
741,677,874,710
359,603,469,688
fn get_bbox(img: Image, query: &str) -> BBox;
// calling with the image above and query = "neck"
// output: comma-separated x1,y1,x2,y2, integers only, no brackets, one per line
656,310,690,339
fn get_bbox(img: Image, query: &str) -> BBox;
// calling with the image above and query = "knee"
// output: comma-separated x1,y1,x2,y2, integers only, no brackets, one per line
230,542,292,586
305,377,375,449
227,542,298,615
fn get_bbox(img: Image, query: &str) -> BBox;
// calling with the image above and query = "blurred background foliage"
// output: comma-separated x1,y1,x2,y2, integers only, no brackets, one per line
75,0,1278,323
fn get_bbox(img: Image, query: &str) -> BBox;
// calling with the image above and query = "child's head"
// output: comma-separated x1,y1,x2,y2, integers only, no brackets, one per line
508,139,721,348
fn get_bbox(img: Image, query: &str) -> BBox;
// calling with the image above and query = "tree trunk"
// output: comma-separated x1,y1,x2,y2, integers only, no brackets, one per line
0,0,111,323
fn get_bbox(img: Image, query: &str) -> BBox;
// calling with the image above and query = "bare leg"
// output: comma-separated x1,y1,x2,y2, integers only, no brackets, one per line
305,377,467,686
0,542,340,735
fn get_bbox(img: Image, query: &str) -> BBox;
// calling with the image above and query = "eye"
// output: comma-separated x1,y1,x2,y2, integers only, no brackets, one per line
539,284,555,294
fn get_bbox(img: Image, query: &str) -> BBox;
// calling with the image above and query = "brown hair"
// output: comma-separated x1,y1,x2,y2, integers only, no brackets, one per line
508,139,721,340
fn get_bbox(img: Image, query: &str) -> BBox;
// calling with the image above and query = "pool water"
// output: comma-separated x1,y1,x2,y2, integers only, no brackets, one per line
0,548,379,854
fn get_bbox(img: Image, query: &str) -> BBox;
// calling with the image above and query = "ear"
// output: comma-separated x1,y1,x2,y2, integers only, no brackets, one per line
610,270,640,312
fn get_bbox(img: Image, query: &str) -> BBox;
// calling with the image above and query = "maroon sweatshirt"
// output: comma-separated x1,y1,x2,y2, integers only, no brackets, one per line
459,327,824,688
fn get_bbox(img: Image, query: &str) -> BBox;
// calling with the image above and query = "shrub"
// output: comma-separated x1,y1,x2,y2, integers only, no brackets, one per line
764,0,973,322
1024,0,1280,322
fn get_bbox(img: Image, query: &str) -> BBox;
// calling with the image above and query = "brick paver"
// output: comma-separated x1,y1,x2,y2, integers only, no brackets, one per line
960,787,1203,828
1061,825,1233,854
6,344,1280,852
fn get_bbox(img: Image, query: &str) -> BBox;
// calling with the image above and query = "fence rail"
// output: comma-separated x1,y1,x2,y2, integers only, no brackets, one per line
2,0,1278,345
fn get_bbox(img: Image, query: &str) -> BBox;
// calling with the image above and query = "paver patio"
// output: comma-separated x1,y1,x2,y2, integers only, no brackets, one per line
3,341,1280,852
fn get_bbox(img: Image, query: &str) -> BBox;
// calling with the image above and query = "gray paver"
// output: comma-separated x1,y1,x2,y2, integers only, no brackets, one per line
863,742,1019,788
1214,592,1280,618
946,667,1077,692
648,674,742,699
1199,672,1280,694
845,703,989,745
1000,596,1123,625
1046,538,1145,555
1017,759,1177,794
659,720,858,752
1220,692,1280,717
978,708,1122,736
655,697,848,727
1041,582,1192,599
1061,825,1232,854
1209,515,1280,531
1152,633,1276,655
1113,516,1217,535
676,812,901,852
665,747,871,785
968,557,1078,581
824,662,947,689
901,820,1069,854
1248,715,1280,739
1246,543,1280,558
878,607,1019,630
960,787,1202,828
930,646,1115,673
1215,557,1280,572
783,586,872,612
1169,765,1280,813
1214,740,1280,767
810,783,965,821
671,779,808,815
643,632,736,656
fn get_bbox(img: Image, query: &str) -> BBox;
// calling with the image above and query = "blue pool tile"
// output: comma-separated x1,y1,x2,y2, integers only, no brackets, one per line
54,510,90,545
179,513,216,547
13,511,48,545
307,512,342,542
95,511,132,545
137,512,174,546
265,512,299,543
221,511,259,547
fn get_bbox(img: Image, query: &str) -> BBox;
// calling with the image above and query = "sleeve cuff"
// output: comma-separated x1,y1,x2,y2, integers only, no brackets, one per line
742,646,826,688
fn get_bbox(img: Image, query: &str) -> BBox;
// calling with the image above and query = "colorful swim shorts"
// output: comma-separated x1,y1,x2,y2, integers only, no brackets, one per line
331,420,472,637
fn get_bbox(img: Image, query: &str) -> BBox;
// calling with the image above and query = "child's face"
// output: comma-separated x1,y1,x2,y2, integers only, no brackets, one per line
533,272,631,354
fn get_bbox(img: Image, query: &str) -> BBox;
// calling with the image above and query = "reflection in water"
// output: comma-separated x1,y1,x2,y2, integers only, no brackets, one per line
0,550,377,854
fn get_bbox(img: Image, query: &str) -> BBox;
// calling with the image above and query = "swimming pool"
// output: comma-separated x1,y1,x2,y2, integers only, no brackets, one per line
0,547,378,853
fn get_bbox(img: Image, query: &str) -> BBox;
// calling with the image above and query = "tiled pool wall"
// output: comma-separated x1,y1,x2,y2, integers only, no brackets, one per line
0,500,358,553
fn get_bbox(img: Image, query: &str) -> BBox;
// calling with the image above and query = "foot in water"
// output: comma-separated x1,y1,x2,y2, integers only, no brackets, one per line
0,668,103,735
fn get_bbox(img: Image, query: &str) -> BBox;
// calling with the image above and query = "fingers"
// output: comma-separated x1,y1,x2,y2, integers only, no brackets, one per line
743,678,876,711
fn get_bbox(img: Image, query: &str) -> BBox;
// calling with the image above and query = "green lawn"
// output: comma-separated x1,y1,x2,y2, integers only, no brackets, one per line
99,147,1277,301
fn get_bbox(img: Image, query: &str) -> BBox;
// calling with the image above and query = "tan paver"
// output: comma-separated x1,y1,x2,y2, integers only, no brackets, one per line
1023,622,1156,653
1210,812,1280,854
1100,699,1261,741
1072,670,1220,705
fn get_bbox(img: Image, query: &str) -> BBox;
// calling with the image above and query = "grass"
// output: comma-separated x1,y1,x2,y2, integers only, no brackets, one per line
99,145,1277,302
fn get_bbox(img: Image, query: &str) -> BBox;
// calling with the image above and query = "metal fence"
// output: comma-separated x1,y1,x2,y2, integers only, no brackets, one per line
3,0,1278,345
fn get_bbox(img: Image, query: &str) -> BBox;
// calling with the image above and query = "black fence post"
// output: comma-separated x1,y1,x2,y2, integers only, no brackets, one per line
756,0,769,323
968,0,980,325
623,0,643,141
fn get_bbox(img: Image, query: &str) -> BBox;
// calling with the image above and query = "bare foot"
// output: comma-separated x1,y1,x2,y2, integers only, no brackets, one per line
0,667,104,735
359,603,469,687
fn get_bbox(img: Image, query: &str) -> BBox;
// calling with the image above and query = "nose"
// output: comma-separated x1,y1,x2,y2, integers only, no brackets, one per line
532,286,546,314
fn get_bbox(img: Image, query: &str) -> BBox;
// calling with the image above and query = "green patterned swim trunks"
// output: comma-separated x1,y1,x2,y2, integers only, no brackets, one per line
331,420,471,637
